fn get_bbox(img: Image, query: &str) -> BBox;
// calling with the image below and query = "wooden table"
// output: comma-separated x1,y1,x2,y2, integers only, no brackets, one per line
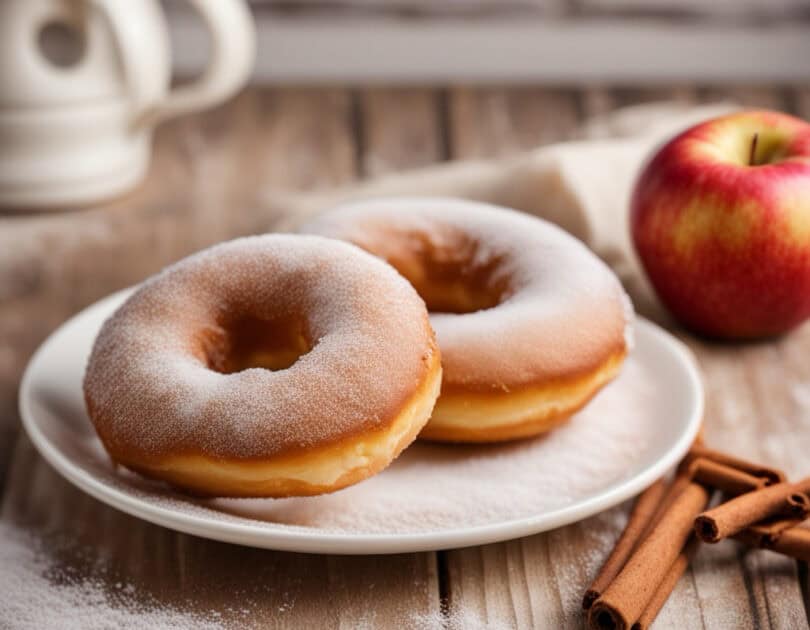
3,85,810,629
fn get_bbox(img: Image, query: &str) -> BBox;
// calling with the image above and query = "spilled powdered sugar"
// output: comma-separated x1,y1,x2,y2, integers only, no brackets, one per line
409,608,517,630
0,522,226,630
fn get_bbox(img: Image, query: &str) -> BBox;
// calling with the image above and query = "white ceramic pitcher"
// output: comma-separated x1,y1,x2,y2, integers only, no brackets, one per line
0,0,255,210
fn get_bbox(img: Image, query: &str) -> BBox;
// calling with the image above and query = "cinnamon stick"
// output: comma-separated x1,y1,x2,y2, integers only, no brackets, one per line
742,517,808,547
589,482,711,630
583,479,669,610
695,478,810,543
681,445,784,485
688,458,767,496
631,537,699,630
642,471,692,536
764,527,810,562
786,491,810,516
636,458,764,558
635,457,753,543
734,526,810,563
583,455,727,611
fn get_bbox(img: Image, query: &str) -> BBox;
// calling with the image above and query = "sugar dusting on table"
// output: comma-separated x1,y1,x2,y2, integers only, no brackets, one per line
0,522,226,630
84,354,659,536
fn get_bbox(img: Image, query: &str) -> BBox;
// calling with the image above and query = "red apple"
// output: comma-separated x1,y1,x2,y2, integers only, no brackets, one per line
631,110,810,339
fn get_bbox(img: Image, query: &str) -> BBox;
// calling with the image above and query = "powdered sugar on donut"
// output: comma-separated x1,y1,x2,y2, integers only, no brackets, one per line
219,358,654,533
303,197,634,390
83,235,437,461
76,350,659,536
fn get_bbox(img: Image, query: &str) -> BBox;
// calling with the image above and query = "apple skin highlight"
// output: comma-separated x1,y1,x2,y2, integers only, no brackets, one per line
631,110,810,339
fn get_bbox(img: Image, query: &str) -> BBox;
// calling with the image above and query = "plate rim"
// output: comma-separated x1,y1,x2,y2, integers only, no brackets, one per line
19,290,703,555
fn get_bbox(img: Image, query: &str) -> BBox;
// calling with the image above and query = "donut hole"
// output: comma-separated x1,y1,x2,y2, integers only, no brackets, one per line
412,257,506,315
208,315,312,374
370,230,510,315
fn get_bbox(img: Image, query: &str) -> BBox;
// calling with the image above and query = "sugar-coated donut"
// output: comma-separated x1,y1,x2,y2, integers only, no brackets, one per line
83,235,442,497
303,198,633,442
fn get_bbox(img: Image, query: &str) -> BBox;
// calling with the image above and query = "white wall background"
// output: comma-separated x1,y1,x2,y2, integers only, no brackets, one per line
165,0,810,83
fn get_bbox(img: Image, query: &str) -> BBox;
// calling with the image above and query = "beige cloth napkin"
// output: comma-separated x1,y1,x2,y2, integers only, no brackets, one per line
263,101,737,318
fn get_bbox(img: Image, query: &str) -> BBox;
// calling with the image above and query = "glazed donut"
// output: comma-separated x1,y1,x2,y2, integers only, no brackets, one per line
303,198,633,442
83,235,442,497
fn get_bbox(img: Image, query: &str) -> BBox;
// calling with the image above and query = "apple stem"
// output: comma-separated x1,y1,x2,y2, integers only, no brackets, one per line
749,133,759,166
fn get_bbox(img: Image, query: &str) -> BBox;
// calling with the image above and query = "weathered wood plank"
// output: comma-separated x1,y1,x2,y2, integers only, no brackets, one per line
576,86,700,149
448,87,580,158
793,87,810,120
698,85,787,110
3,436,439,629
580,85,697,121
358,88,445,177
247,88,358,191
1,86,440,628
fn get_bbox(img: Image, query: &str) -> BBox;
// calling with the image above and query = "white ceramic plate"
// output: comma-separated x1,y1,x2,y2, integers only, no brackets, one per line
20,289,702,555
